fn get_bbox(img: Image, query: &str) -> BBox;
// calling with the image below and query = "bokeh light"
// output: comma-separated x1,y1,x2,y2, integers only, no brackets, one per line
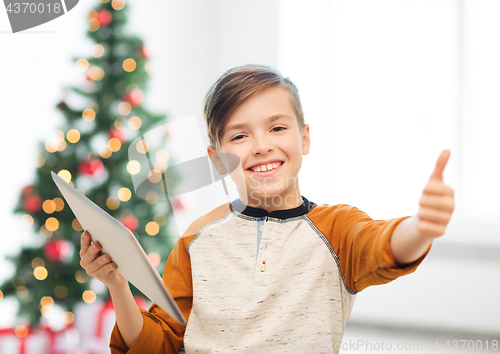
57,170,72,183
76,59,89,72
53,198,64,211
45,217,59,232
145,221,159,235
127,160,141,175
82,290,96,303
67,129,81,143
106,196,120,210
117,102,131,115
21,214,33,228
123,58,136,72
136,140,149,154
34,266,48,281
43,200,56,214
108,138,121,152
88,66,105,81
82,108,96,122
128,116,142,130
55,285,68,298
92,44,105,58
145,191,159,205
117,188,131,202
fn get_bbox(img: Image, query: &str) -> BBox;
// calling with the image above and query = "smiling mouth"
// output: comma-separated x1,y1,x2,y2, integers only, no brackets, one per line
247,161,285,174
247,161,284,173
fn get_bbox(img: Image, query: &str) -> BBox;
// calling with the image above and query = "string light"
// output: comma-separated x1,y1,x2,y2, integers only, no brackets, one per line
57,170,72,183
40,296,54,308
145,221,159,235
32,258,44,268
40,225,53,238
75,270,88,283
37,154,45,167
153,214,167,226
53,197,64,211
64,312,74,324
91,44,105,58
136,140,149,154
67,129,81,143
15,326,28,338
21,214,33,228
154,160,168,173
45,140,58,153
55,285,68,298
123,58,136,72
108,138,121,152
89,18,99,32
88,66,105,81
72,218,83,231
43,200,56,214
82,108,96,122
99,145,112,158
147,170,162,184
76,59,89,72
145,191,159,205
45,217,59,232
111,0,125,10
128,116,142,130
34,266,48,281
156,149,169,162
117,188,131,202
114,117,127,129
127,160,141,175
117,102,131,115
82,290,96,303
144,61,152,74
106,196,120,210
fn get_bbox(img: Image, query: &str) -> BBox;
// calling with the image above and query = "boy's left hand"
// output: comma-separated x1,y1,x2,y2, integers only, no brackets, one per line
416,149,455,239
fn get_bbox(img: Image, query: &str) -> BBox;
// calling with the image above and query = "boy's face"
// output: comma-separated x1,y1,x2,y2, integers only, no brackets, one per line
207,86,310,212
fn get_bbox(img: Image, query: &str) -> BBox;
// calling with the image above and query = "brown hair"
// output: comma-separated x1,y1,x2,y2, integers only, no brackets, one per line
204,64,305,151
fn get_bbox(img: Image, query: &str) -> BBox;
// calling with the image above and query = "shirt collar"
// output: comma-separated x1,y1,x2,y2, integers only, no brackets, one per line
230,195,314,219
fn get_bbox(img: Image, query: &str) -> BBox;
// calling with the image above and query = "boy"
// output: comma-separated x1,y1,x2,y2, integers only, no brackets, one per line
79,64,455,353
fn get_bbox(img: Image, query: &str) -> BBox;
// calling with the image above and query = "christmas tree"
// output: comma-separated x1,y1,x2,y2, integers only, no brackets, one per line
1,0,182,328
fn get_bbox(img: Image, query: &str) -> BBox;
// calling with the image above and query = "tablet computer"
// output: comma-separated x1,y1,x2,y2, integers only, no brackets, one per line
51,171,186,324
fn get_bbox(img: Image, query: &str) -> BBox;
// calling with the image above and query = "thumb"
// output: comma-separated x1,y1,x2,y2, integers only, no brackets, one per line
429,149,451,182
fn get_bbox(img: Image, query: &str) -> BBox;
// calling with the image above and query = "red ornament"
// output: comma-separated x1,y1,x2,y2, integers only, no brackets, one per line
43,238,71,263
120,215,138,232
137,45,149,59
97,9,112,26
23,194,42,213
122,88,143,107
22,185,34,196
108,128,126,143
77,160,104,176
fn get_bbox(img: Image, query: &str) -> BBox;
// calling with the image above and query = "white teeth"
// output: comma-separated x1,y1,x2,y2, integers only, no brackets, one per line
251,162,282,172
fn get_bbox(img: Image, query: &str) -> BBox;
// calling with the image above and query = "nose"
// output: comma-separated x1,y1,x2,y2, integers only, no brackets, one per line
251,132,274,155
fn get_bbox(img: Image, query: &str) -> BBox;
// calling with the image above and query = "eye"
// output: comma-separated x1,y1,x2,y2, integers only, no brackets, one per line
272,126,286,132
230,135,245,141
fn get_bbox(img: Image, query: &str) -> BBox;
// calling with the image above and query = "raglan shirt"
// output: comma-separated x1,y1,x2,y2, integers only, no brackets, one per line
109,196,432,354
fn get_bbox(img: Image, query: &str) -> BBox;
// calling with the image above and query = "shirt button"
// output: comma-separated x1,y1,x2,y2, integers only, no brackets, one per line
259,263,267,272
259,225,263,232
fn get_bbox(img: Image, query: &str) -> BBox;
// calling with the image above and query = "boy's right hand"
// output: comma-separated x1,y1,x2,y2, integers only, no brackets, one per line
79,231,127,290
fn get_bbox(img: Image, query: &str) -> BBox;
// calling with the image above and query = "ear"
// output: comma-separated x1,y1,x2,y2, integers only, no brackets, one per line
301,124,311,155
207,145,228,175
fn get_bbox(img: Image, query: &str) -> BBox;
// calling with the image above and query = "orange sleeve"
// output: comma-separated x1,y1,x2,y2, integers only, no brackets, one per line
337,205,432,292
109,235,194,354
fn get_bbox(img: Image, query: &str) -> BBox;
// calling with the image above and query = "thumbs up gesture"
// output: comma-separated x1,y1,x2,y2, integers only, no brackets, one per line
416,149,455,239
